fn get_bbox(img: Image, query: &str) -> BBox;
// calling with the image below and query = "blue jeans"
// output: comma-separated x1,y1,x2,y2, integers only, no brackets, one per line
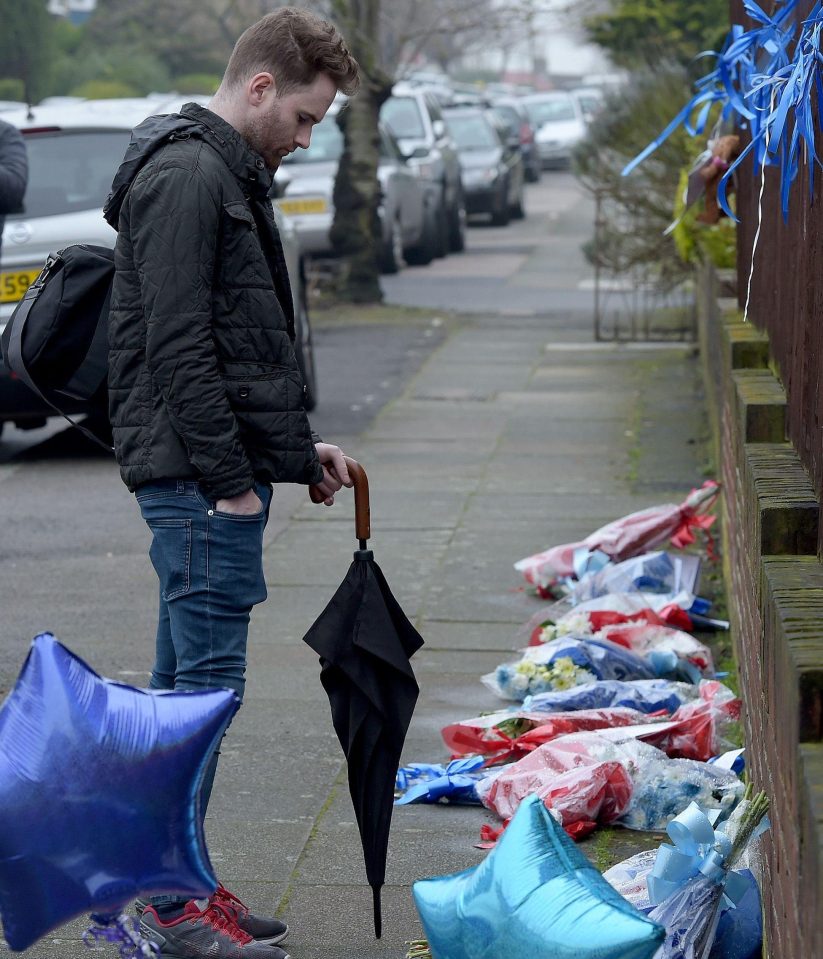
136,478,272,907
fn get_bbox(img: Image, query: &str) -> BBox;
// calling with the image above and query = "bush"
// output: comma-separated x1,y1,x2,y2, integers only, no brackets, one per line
0,78,24,101
69,79,140,100
672,169,736,269
573,65,718,288
172,73,221,95
50,48,171,100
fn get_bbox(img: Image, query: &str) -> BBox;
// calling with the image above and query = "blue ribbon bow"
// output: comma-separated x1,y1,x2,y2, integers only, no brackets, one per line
647,802,752,908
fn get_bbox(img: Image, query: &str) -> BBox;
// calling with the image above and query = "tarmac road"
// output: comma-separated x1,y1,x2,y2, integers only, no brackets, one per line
0,170,712,958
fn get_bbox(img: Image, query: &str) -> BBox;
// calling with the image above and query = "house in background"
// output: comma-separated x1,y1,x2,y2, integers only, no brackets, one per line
47,0,96,26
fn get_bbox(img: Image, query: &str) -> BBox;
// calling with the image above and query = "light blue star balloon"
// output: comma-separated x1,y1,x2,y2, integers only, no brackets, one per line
413,794,665,959
0,633,239,951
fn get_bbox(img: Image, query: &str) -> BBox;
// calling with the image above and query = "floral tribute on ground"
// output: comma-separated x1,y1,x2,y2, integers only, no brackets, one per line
400,483,768,959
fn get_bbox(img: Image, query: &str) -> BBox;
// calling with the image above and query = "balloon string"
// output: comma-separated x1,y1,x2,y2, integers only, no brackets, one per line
743,93,774,324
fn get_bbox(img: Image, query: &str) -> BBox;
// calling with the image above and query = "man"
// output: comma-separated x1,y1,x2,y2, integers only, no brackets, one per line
103,9,359,958
0,117,28,263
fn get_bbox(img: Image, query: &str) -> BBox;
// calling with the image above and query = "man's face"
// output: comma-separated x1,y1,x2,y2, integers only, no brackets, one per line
244,73,337,170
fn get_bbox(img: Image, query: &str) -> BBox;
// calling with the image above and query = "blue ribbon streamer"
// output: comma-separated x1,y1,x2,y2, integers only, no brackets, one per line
623,0,823,223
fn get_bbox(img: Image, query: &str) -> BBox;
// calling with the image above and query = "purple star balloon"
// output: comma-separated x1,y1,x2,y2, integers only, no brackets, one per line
0,633,239,951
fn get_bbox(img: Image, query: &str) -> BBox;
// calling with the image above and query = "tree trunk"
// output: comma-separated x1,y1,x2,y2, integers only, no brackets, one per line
329,0,392,303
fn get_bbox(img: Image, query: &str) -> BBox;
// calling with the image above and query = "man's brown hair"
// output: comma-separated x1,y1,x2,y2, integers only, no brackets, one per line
223,7,360,97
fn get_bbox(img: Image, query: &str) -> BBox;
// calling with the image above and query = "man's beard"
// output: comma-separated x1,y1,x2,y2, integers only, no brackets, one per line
243,100,283,170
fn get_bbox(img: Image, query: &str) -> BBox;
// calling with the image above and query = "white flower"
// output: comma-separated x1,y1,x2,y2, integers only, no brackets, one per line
510,672,531,694
560,612,592,636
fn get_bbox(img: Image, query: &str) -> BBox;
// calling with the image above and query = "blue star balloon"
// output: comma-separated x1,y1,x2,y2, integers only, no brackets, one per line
413,794,665,959
0,633,239,951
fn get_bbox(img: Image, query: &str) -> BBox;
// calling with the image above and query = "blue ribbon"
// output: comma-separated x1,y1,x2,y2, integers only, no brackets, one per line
623,0,823,222
395,756,487,805
647,802,752,909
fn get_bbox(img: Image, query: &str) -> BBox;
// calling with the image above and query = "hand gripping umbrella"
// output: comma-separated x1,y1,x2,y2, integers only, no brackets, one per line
303,458,423,938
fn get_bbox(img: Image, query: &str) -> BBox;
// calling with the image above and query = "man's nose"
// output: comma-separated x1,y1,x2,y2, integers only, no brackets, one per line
295,129,311,150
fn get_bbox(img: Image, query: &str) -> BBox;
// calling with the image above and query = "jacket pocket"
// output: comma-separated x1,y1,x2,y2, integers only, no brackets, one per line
219,202,266,288
221,360,289,381
222,365,304,413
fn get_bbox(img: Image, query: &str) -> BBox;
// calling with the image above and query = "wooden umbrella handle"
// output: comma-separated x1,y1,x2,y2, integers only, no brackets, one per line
309,455,371,542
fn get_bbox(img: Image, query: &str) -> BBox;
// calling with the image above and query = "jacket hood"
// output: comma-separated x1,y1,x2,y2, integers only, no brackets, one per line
104,102,273,229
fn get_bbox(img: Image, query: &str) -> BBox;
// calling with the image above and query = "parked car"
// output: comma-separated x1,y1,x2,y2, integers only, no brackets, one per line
0,97,319,436
380,83,466,253
0,101,27,114
521,92,587,168
570,86,606,124
489,96,541,183
273,101,440,270
443,105,525,226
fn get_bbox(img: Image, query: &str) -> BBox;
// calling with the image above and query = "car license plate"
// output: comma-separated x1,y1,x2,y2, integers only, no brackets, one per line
277,197,328,216
0,268,41,304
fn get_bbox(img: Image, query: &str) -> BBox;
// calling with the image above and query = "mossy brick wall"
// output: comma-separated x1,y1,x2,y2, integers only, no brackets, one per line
698,266,823,955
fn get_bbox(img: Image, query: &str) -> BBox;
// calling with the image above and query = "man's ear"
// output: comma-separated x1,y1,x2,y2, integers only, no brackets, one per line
247,72,276,105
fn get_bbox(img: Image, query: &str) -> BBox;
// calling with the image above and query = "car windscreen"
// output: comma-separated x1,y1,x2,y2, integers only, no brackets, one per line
381,97,426,139
446,114,498,150
524,98,576,125
282,114,343,164
8,129,131,219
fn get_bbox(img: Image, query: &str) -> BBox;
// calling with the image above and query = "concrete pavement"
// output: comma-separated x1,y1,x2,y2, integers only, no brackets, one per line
0,175,716,959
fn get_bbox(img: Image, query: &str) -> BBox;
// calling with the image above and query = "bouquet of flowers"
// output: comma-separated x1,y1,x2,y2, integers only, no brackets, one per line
484,629,710,703
605,789,769,959
515,482,720,589
532,619,715,681
477,755,634,841
482,636,661,701
572,551,702,606
526,590,726,641
441,706,653,765
477,731,744,836
526,678,705,715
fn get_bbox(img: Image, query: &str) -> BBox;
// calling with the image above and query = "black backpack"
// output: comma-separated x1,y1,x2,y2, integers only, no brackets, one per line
0,243,114,450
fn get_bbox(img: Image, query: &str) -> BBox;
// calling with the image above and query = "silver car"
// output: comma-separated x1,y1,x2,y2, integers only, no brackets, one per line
521,93,587,169
0,97,319,435
274,101,437,271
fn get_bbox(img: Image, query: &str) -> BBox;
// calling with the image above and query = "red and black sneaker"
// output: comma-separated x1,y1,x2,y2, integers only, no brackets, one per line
209,883,289,947
139,900,289,958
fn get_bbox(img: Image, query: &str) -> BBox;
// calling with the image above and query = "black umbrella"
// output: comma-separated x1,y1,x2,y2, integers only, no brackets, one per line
303,458,423,938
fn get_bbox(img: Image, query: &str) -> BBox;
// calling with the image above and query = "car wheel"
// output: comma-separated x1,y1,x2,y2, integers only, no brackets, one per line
447,192,466,252
405,205,436,266
510,183,526,220
294,289,318,411
491,183,510,226
433,199,449,258
380,215,404,275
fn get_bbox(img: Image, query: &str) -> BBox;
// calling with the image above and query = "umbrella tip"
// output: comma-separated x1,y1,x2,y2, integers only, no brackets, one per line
372,885,382,939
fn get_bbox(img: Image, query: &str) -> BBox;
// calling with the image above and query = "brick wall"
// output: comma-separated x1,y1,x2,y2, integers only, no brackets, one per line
698,271,823,955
